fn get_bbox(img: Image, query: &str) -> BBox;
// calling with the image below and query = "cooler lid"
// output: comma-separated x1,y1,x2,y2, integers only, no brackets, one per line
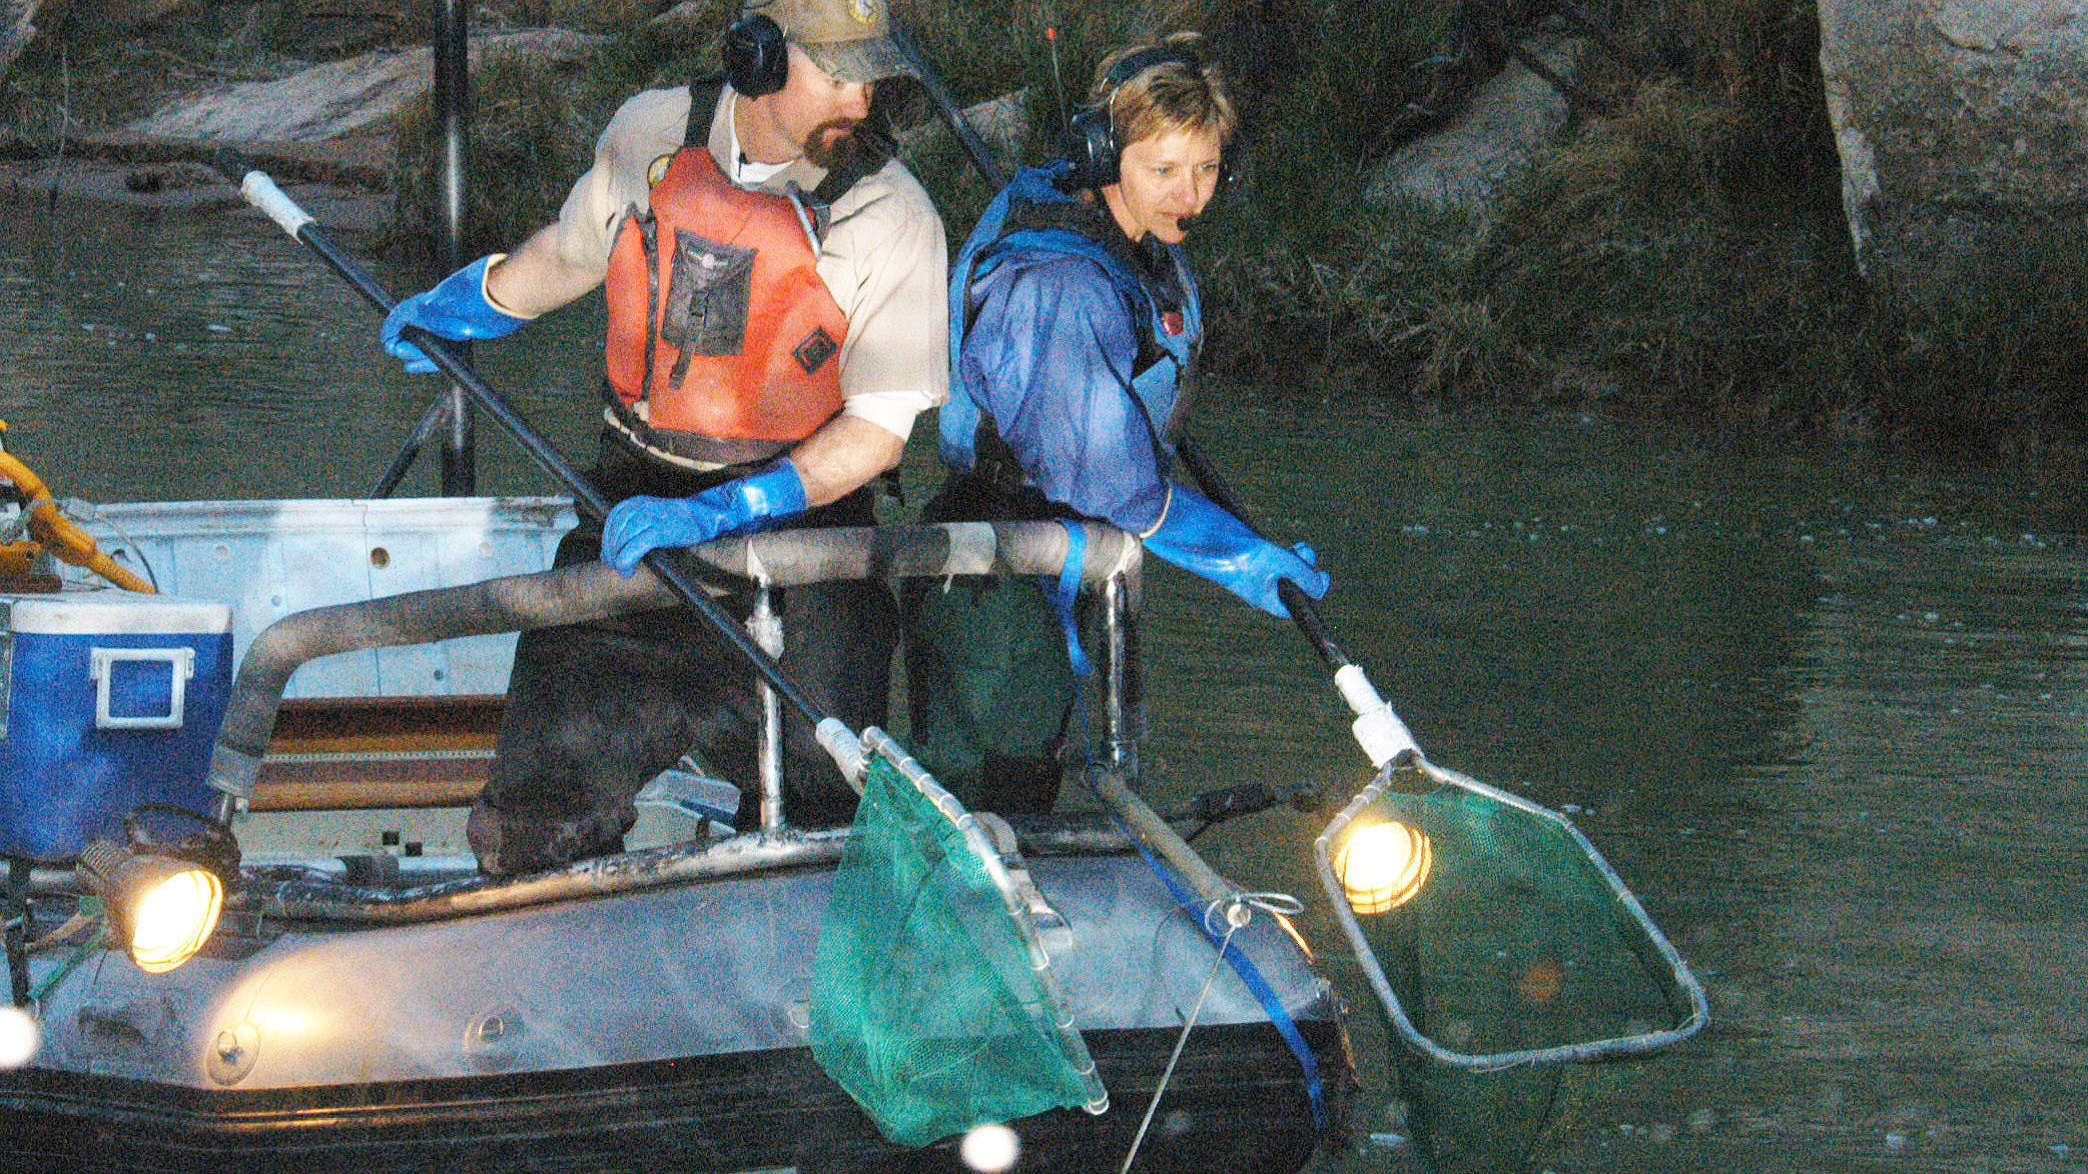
3,587,232,635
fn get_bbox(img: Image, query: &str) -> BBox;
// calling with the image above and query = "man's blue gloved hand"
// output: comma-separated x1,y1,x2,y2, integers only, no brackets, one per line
1142,485,1330,618
601,460,810,575
382,254,532,374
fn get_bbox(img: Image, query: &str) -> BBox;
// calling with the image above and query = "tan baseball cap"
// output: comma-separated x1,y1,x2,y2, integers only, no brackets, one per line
742,0,917,84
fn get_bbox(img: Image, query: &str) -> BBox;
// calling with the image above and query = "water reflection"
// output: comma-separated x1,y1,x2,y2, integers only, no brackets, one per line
1,192,603,501
1129,398,2085,1171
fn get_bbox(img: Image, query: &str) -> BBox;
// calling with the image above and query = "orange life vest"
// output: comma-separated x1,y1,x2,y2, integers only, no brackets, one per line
603,117,847,462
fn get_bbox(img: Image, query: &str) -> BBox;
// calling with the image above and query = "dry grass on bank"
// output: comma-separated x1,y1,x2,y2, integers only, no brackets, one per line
1189,0,2088,457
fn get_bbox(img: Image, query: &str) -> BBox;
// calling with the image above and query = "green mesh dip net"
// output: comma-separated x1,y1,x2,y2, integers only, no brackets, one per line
808,748,1108,1147
1316,758,1707,1172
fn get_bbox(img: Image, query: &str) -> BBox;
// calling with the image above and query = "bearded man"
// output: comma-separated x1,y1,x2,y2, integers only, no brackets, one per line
380,0,947,874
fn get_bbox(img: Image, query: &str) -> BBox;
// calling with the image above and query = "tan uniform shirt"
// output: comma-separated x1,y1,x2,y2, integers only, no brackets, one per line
547,84,949,430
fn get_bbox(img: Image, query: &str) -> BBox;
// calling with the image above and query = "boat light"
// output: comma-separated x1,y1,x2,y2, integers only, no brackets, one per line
77,839,225,974
1334,820,1432,914
0,1006,38,1068
959,1123,1020,1173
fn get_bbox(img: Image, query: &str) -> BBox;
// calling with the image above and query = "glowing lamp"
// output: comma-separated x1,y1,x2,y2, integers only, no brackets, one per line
959,1123,1020,1173
77,839,225,974
0,1006,39,1069
1335,820,1432,914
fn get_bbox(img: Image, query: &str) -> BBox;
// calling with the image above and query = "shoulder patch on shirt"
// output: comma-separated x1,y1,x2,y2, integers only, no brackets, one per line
793,327,839,375
647,153,674,188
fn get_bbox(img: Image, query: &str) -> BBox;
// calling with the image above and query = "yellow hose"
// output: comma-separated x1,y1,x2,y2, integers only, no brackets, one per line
0,448,156,594
0,540,40,577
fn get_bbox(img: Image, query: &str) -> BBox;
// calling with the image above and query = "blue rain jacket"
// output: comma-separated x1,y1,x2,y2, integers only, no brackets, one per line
940,163,1203,535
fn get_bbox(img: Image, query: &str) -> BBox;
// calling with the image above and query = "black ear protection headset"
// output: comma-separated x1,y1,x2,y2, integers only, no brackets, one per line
722,12,790,97
1062,44,1213,190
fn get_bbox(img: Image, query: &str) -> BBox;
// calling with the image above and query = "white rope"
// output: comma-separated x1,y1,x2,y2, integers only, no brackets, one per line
1119,891,1302,1174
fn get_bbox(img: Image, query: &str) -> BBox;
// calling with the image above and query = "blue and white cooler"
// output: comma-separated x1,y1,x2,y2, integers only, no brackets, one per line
1,586,234,863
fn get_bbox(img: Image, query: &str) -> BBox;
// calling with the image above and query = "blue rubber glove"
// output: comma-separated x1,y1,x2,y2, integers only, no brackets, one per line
601,461,810,575
382,254,531,374
1142,486,1330,618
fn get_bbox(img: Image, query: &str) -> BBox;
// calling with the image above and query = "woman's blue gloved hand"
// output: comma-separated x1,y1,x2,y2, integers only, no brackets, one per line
600,461,809,575
382,254,532,374
1142,486,1330,618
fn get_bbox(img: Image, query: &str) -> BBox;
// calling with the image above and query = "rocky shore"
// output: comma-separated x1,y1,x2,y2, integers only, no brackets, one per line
1,10,1590,234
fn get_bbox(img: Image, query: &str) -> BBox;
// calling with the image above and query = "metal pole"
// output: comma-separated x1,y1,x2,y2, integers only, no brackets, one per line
5,858,30,1007
1085,770,1230,905
750,586,786,832
433,0,477,496
1174,435,1352,671
1102,573,1142,786
888,26,1009,190
368,397,450,498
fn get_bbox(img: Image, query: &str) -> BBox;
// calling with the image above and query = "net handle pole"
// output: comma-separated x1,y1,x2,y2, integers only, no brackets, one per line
216,156,865,780
1087,768,1233,906
1173,434,1420,768
1173,435,1348,671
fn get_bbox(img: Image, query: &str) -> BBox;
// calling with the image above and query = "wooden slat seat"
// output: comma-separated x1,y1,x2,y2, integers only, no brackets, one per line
252,695,503,812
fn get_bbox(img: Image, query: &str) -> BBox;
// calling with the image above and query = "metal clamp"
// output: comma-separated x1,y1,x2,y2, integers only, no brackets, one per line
89,646,195,730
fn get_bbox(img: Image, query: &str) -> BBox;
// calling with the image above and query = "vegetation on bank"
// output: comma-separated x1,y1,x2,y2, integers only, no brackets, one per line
6,0,2084,458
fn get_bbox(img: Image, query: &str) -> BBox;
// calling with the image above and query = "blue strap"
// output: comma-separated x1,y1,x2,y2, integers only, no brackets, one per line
1044,520,1094,678
1119,824,1329,1131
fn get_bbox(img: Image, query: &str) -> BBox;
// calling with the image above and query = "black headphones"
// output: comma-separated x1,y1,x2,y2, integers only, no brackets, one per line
1062,45,1206,190
722,12,789,97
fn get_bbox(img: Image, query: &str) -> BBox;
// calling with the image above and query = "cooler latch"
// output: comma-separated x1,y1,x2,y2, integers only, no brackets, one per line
89,646,195,731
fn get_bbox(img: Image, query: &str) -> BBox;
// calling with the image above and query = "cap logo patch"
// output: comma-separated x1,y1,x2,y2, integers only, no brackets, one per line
847,0,879,25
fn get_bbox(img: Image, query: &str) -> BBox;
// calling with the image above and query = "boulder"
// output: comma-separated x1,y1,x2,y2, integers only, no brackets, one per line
648,1,715,38
1366,32,1589,214
83,0,190,23
900,91,1031,163
1818,0,2088,296
126,29,605,142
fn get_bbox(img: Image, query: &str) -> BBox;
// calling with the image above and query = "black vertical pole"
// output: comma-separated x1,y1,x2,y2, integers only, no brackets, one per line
433,0,477,496
5,859,30,1007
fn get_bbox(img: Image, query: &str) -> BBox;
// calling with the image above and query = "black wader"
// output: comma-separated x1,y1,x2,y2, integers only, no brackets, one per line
900,471,1079,816
468,433,897,875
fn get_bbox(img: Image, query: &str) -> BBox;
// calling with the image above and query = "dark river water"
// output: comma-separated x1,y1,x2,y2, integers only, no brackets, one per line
5,191,2086,1173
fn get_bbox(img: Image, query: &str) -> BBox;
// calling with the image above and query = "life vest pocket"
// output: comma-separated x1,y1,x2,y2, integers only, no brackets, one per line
664,230,756,376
